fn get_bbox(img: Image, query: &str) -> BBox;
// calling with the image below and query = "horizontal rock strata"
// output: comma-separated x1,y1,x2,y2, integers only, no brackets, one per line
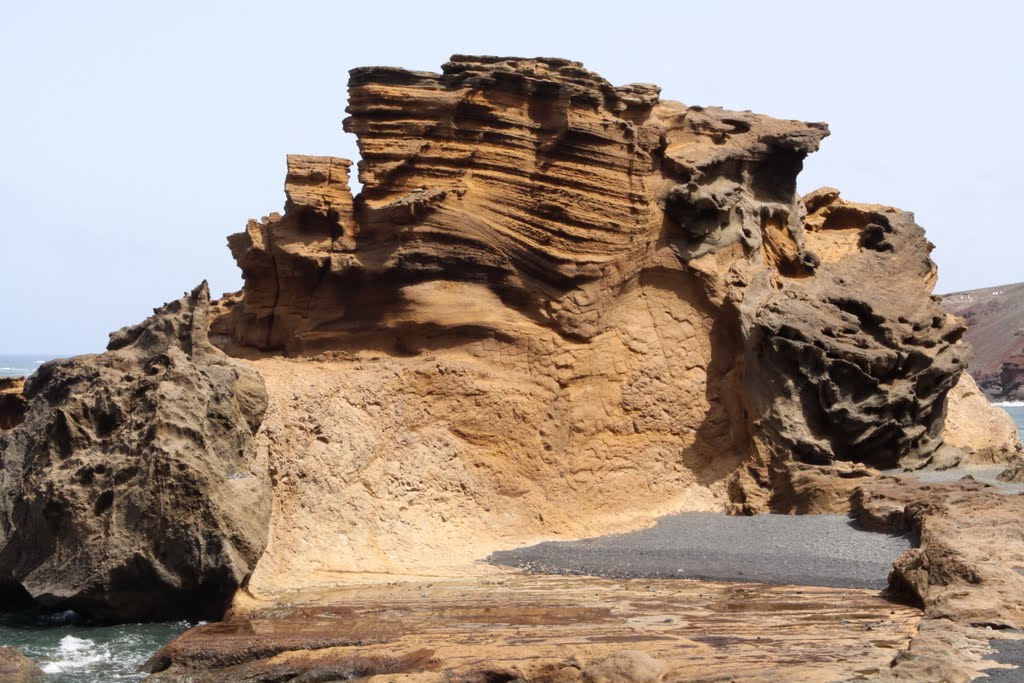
145,574,920,682
206,56,983,589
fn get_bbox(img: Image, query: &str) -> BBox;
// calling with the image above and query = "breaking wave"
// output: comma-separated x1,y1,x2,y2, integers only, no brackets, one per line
0,612,190,682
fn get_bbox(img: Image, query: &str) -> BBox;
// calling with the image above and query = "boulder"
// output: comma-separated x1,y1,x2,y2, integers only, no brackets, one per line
0,283,270,621
942,372,1023,464
0,648,43,683
583,651,664,683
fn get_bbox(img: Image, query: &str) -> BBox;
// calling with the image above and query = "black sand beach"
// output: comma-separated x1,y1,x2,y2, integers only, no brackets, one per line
490,512,915,589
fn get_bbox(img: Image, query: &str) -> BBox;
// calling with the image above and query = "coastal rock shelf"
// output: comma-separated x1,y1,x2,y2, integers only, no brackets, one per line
2,54,1023,681
145,575,923,682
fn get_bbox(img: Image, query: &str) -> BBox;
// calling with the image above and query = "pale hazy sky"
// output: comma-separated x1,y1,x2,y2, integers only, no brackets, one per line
2,1,1022,353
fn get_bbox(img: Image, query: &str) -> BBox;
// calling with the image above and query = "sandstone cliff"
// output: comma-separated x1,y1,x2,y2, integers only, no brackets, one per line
207,56,982,592
941,281,1024,401
0,283,270,621
2,56,1015,628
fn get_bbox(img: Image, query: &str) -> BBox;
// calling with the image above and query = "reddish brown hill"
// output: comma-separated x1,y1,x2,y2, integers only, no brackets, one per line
941,282,1024,400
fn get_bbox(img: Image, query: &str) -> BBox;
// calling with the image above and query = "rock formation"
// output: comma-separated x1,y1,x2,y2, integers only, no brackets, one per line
941,281,1024,401
0,648,43,683
145,574,921,682
941,372,1023,464
204,56,977,590
0,377,26,430
0,283,270,621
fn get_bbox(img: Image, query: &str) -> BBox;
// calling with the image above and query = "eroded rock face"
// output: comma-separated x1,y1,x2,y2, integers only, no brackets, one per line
0,283,270,621
212,55,971,587
0,378,26,430
741,189,965,474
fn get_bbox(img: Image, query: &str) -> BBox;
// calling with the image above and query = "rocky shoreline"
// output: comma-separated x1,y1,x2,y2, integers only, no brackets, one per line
3,55,1024,681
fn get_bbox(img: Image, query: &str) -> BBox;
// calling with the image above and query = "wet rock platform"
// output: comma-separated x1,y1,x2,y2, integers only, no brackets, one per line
146,573,920,682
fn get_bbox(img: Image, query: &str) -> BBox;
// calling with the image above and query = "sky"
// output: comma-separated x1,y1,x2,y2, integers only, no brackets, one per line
1,1,1022,354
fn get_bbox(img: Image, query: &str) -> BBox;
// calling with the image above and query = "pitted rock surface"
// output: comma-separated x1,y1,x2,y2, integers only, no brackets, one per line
0,283,269,621
200,56,998,594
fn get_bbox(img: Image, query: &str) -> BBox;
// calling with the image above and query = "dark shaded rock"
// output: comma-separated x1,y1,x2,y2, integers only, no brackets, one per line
0,377,26,430
742,191,965,471
999,353,1024,401
0,283,270,622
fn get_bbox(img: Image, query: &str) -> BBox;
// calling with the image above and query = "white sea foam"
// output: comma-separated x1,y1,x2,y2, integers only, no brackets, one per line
995,401,1024,407
40,635,110,673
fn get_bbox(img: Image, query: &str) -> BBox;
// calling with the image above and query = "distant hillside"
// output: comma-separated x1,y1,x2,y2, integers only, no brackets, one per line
941,282,1024,400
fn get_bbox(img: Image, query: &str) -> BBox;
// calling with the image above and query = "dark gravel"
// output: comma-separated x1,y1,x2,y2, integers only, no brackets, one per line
489,512,915,589
980,631,1024,681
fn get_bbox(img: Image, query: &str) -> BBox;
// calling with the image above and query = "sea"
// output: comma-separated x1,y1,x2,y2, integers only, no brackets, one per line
0,612,189,681
997,403,1024,441
0,353,55,378
0,356,1023,679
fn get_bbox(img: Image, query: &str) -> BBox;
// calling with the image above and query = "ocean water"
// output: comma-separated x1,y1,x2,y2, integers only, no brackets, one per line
0,611,190,681
0,353,61,378
996,403,1024,440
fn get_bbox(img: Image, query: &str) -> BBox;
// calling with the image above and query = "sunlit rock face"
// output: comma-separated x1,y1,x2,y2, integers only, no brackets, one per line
208,55,969,589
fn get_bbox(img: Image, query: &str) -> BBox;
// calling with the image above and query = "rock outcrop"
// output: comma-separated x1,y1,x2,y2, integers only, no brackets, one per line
0,283,270,621
145,574,921,682
212,57,967,581
941,372,1023,464
0,377,26,430
0,648,43,683
941,281,1024,401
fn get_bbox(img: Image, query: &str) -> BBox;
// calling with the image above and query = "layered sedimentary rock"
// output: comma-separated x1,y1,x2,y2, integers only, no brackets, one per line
0,283,270,621
941,281,1024,400
145,576,921,682
205,55,981,590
